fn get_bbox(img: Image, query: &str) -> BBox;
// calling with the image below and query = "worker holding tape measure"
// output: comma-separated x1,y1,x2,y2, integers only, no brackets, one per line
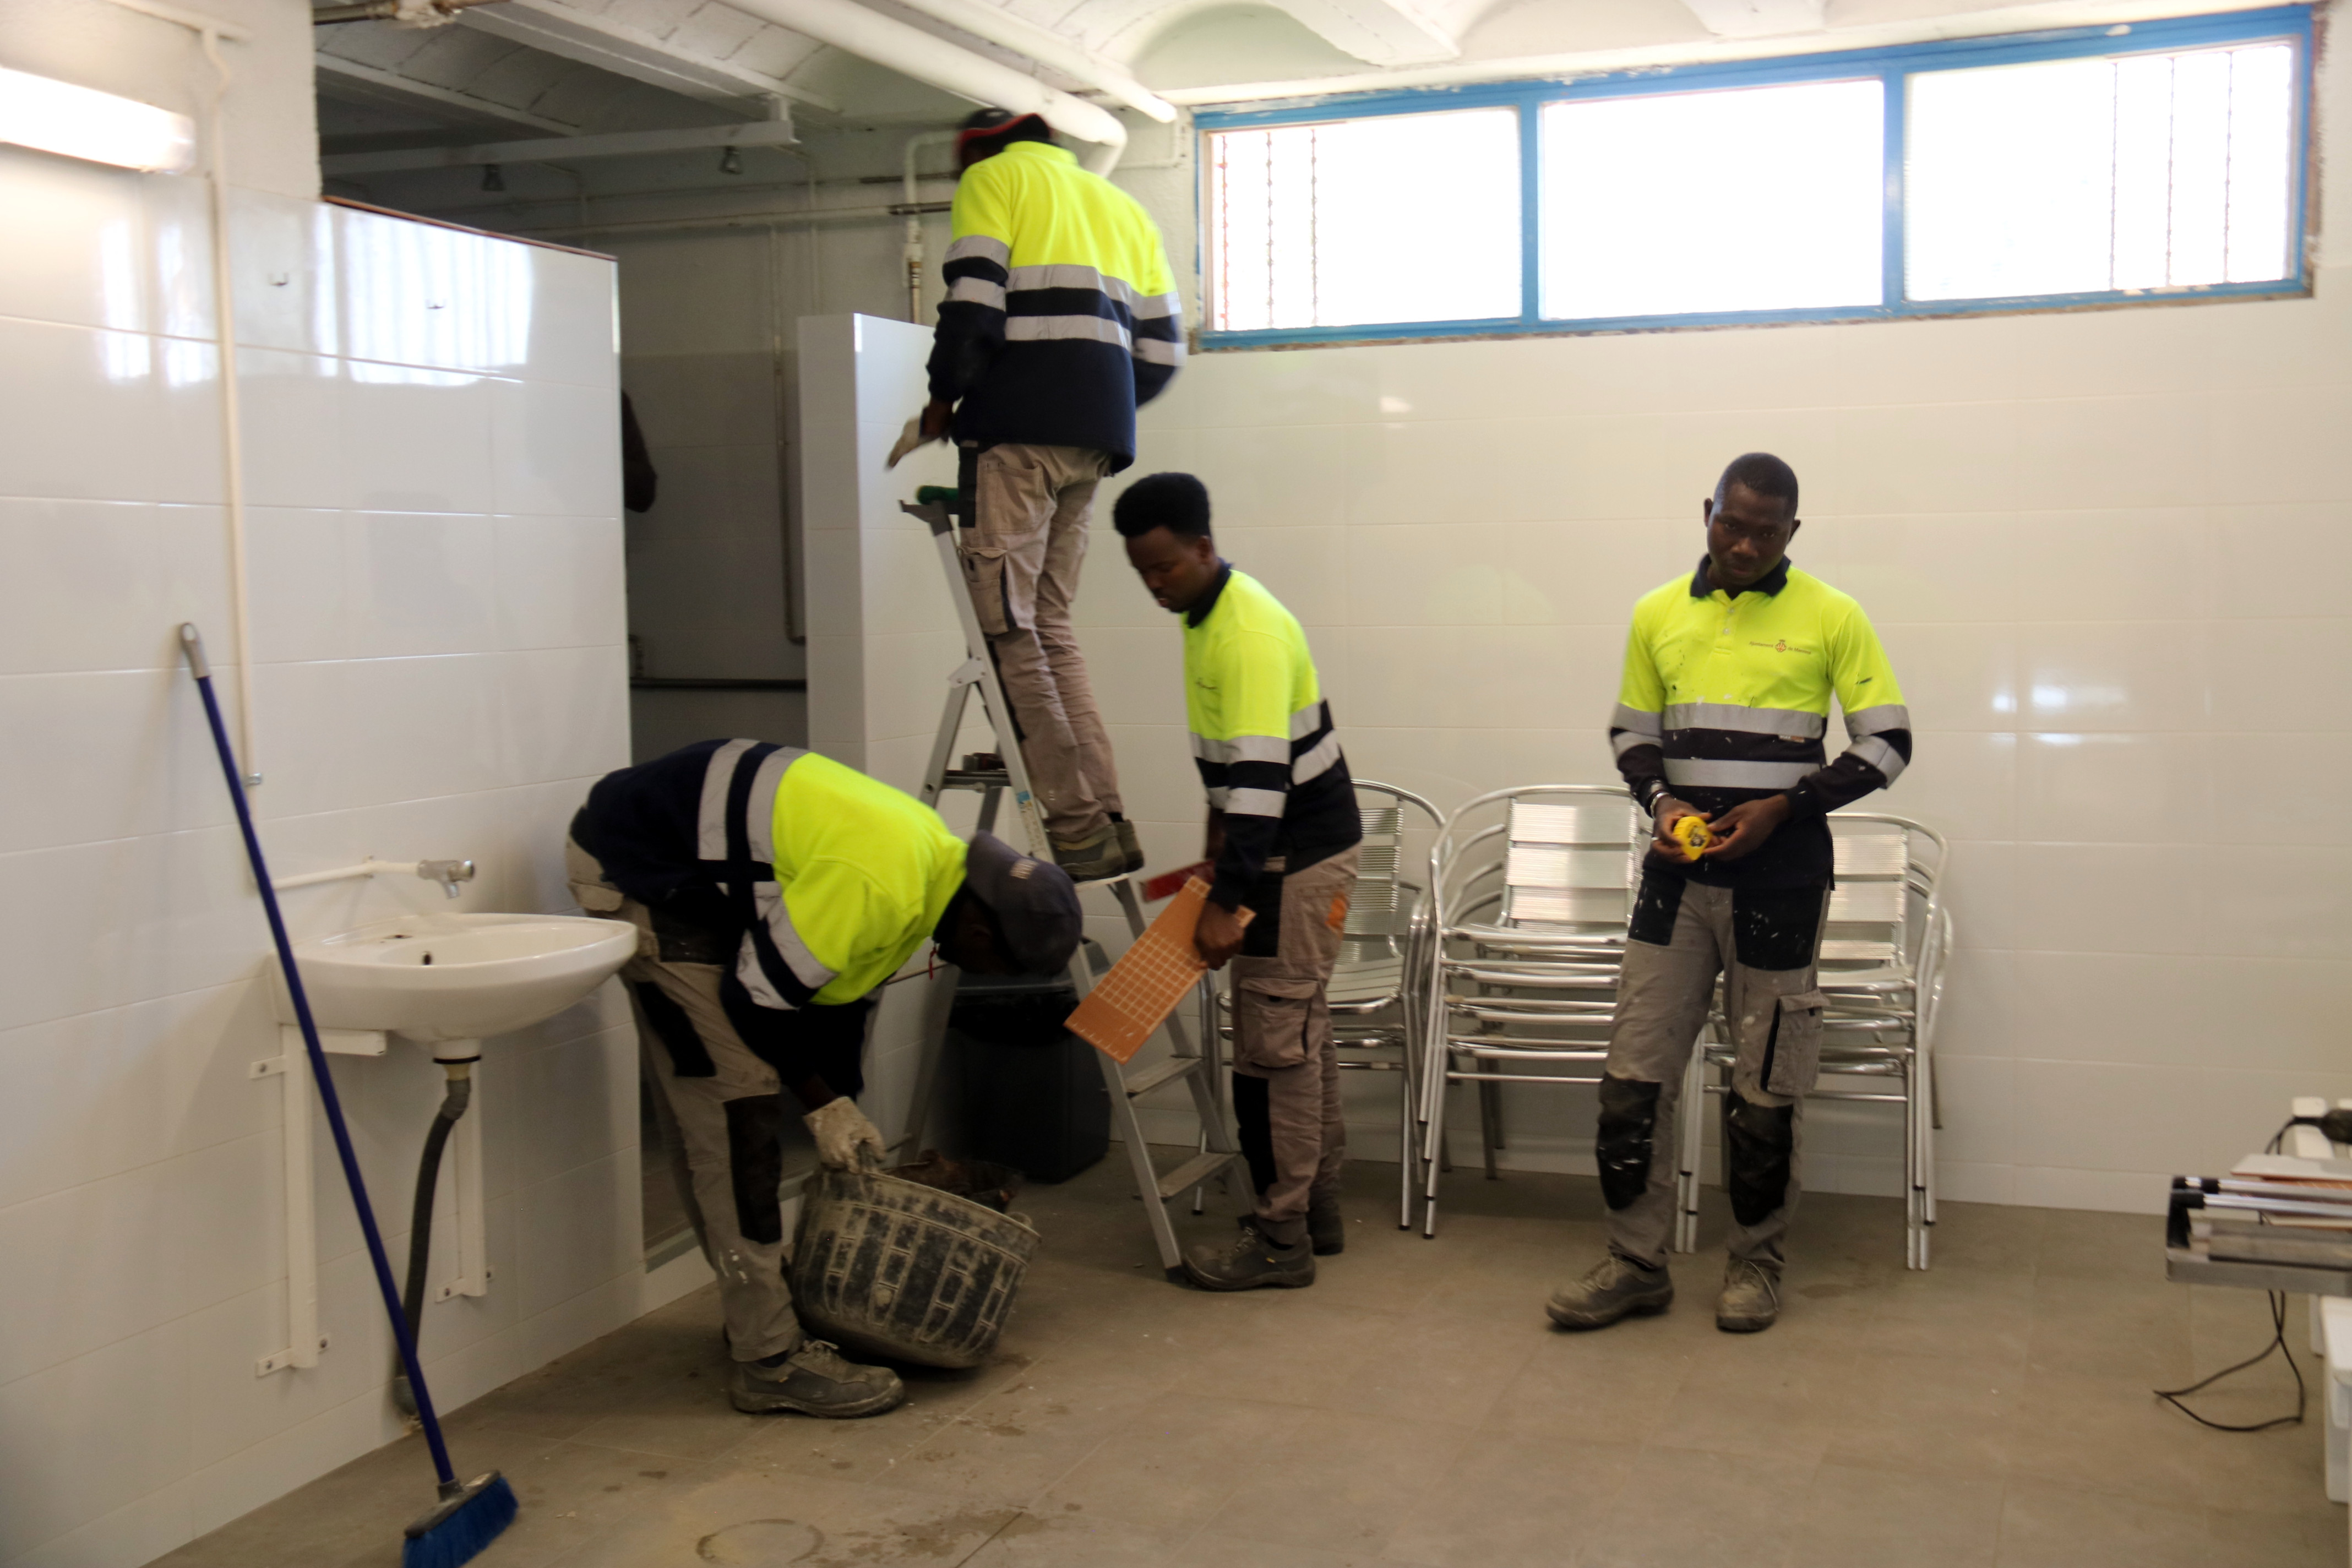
1548,453,1912,1338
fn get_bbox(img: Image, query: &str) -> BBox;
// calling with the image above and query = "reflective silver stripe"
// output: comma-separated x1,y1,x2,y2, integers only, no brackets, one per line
1228,735,1290,765
1205,784,1232,809
944,235,1009,267
1847,735,1907,783
753,885,834,989
1288,701,1326,741
1662,758,1817,790
946,276,1005,309
1611,729,1656,761
1609,703,1662,738
741,747,803,865
1226,787,1286,817
736,932,791,1010
1663,702,1826,738
1292,729,1342,785
1189,732,1223,763
1133,290,1182,322
1005,314,1129,349
1004,262,1151,306
698,739,758,861
1135,337,1183,366
1845,703,1911,738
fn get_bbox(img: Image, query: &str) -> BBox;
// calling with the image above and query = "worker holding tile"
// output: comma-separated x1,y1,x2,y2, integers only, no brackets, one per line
1549,453,1912,1336
903,106,1185,882
1113,473,1363,1291
566,740,1082,1415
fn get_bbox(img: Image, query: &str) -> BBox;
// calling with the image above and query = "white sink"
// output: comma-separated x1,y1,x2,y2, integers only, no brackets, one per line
273,912,638,1043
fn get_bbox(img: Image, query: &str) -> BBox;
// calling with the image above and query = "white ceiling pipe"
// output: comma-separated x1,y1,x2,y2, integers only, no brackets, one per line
719,0,1128,165
1157,0,2244,103
883,0,1175,122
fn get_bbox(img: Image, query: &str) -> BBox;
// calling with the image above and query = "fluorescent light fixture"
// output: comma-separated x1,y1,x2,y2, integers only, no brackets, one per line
0,66,195,172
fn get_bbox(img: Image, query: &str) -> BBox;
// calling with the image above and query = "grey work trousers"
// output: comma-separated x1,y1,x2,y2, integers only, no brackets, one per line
1598,872,1828,1275
960,442,1124,843
1231,847,1359,1246
568,840,816,1362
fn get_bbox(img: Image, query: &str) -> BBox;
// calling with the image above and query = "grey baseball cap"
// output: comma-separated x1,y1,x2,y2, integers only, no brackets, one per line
961,831,1082,975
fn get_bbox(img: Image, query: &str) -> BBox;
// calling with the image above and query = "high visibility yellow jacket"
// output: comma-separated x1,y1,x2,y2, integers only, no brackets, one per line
1183,565,1358,907
928,140,1183,468
575,741,966,1009
1610,557,1910,887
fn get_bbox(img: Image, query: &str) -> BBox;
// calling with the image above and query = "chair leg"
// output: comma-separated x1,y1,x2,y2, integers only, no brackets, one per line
1477,1076,1502,1180
1396,1060,1415,1231
1673,1045,1706,1254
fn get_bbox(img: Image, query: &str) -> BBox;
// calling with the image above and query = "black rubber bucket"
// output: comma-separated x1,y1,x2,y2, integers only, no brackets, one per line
788,1166,1041,1369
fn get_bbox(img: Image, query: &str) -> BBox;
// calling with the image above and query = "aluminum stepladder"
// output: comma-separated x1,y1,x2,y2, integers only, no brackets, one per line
901,483,1249,1280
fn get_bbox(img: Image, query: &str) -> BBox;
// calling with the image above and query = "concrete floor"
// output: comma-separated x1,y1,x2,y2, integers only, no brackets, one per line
154,1156,2344,1568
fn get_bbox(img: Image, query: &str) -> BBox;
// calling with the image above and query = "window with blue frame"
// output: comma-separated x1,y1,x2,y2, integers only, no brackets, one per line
1196,7,2310,346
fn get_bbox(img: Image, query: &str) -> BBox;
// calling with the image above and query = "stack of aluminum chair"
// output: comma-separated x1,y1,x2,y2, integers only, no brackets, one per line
1414,786,1645,1237
1211,781,1445,1230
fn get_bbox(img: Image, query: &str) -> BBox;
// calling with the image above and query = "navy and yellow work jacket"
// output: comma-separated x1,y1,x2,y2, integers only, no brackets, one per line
1610,557,1912,889
573,742,967,1096
1185,565,1360,908
927,140,1182,470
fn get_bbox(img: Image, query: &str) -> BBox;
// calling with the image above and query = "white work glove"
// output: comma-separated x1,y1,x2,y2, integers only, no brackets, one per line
886,416,933,469
804,1096,885,1171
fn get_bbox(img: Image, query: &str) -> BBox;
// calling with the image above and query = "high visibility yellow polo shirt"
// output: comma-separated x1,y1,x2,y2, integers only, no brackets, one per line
1609,557,1910,886
1182,565,1358,907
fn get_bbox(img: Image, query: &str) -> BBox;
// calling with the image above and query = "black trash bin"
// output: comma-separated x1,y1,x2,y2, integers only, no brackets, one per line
949,941,1110,1183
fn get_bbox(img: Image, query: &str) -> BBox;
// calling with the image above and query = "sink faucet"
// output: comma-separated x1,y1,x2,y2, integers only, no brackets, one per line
416,859,476,899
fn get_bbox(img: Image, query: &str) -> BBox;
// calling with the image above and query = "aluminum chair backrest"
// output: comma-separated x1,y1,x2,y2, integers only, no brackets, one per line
1499,794,1642,931
1823,814,1947,973
1347,804,1406,935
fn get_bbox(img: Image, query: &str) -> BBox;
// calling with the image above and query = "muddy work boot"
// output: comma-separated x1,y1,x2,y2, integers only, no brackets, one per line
1184,1218,1314,1291
729,1340,906,1418
1308,1191,1346,1256
1050,824,1126,881
1715,1258,1781,1333
1112,819,1145,875
1545,1255,1674,1330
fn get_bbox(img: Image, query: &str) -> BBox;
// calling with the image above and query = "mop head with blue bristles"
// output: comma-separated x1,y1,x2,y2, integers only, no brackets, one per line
402,1472,516,1568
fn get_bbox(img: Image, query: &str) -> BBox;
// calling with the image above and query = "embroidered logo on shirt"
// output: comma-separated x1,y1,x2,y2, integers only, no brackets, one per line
1751,639,1812,655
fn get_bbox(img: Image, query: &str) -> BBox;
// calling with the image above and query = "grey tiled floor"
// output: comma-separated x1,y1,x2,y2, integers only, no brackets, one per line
154,1157,2345,1568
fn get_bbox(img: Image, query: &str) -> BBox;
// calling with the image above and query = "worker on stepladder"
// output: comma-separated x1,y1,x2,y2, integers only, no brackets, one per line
1113,474,1363,1292
1547,453,1913,1337
905,106,1185,882
565,741,1082,1414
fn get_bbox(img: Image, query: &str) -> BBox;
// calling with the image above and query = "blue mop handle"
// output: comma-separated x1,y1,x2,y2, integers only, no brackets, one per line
180,625,460,1490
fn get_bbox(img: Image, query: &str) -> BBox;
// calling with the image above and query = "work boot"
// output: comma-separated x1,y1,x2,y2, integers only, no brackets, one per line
728,1340,906,1417
1308,1190,1346,1255
1716,1258,1781,1333
1545,1255,1674,1330
1050,825,1126,881
1184,1217,1315,1291
1112,819,1145,875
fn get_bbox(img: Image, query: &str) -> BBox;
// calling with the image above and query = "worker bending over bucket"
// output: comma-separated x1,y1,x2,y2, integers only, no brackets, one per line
908,107,1185,881
567,741,1082,1414
1115,474,1363,1291
1548,453,1913,1336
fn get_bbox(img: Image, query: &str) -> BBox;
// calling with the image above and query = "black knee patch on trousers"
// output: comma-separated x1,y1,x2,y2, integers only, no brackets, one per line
1627,870,1687,948
1232,1073,1276,1196
1730,884,1827,971
634,982,715,1077
1724,1094,1796,1227
722,1095,787,1244
1596,1074,1661,1211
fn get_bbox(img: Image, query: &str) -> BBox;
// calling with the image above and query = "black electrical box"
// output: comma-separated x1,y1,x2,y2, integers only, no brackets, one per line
948,941,1110,1183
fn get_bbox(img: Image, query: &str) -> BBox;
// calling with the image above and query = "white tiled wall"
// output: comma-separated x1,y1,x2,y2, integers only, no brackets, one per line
1065,274,2352,1211
0,150,648,1568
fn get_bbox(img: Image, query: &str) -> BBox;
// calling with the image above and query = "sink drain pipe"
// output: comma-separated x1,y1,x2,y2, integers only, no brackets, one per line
393,1054,476,1417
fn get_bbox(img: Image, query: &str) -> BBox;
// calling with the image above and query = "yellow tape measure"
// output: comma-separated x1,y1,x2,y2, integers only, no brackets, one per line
1671,814,1712,861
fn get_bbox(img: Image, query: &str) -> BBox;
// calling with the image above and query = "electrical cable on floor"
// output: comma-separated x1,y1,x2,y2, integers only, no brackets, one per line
2151,1118,2309,1432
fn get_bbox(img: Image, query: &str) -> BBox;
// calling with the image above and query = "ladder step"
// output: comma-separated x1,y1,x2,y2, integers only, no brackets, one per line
1121,1056,1203,1098
939,769,1010,791
1155,1150,1239,1201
